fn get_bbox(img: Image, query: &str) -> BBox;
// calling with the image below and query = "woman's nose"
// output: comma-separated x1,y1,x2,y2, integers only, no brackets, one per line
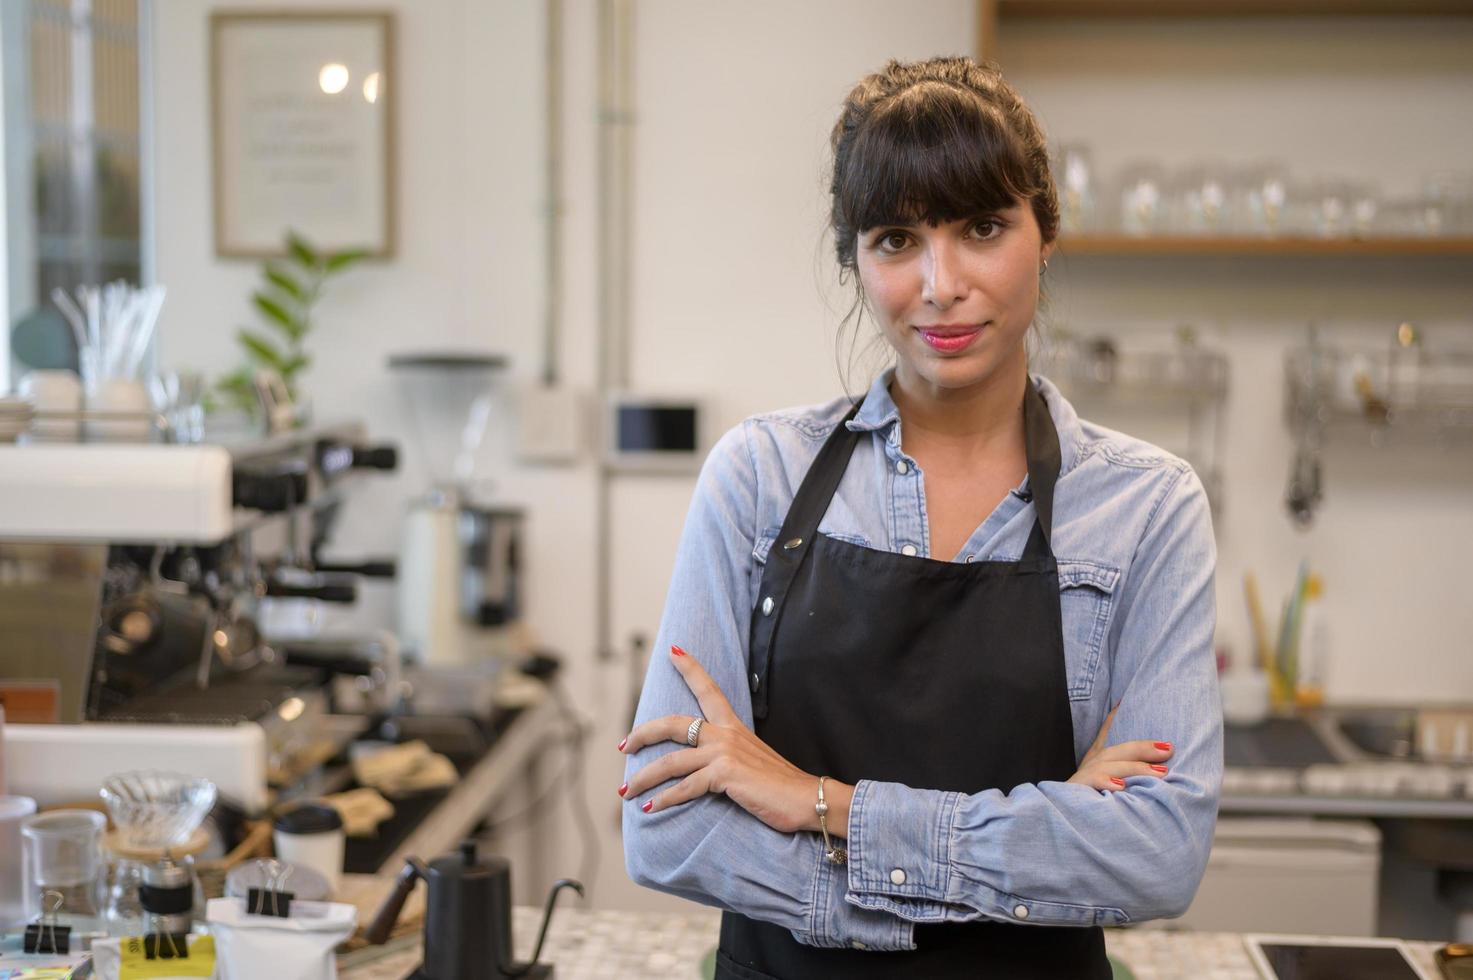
921,241,966,310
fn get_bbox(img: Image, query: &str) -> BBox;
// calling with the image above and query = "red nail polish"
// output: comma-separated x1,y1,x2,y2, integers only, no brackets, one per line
1153,741,1172,751
617,737,627,751
641,800,653,812
618,782,628,797
1110,777,1125,786
1149,765,1168,774
671,645,687,657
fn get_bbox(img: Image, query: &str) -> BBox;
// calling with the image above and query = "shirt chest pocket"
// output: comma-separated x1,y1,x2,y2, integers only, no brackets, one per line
752,526,871,566
1056,559,1121,702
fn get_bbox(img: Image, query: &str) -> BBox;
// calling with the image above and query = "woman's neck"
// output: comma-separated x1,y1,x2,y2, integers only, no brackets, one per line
889,362,1029,465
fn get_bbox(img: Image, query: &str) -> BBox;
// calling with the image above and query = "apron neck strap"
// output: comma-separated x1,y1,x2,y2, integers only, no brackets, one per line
1022,378,1062,553
792,378,1061,557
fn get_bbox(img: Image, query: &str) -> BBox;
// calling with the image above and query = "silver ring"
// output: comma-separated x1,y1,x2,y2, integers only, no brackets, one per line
686,717,704,747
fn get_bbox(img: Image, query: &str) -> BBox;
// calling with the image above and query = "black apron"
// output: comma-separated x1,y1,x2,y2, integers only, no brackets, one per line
715,381,1111,980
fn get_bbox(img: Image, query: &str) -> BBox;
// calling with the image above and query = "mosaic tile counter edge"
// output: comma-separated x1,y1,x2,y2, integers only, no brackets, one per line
338,906,1444,980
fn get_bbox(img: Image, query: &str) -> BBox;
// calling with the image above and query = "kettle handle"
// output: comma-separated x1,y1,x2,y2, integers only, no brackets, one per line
363,857,428,946
503,878,584,976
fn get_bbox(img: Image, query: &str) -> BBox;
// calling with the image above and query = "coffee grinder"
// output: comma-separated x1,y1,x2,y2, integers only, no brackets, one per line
389,353,525,670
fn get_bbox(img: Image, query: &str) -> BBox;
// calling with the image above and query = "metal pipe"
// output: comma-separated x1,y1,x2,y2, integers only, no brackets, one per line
541,0,563,386
594,0,635,663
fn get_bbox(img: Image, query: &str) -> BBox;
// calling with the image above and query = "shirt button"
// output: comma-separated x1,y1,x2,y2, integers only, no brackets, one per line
964,554,974,563
900,544,918,557
1013,904,1029,920
850,940,868,950
895,459,909,475
890,868,907,885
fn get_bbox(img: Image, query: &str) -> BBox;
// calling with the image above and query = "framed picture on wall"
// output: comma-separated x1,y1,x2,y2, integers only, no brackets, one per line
211,10,396,258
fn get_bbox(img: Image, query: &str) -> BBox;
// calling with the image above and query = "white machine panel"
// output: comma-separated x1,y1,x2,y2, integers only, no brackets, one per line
3,722,268,815
0,445,233,542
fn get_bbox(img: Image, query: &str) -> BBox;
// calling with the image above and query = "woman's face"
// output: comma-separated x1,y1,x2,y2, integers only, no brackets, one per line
855,201,1054,397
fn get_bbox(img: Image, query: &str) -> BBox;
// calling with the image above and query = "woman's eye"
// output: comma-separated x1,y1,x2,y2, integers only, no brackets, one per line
971,219,1002,240
877,231,910,252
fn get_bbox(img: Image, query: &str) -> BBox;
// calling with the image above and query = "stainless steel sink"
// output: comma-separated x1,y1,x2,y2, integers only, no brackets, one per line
1226,707,1427,767
1328,707,1420,760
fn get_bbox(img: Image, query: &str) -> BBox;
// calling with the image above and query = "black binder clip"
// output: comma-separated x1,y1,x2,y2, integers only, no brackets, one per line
24,892,71,955
143,932,191,959
246,861,295,917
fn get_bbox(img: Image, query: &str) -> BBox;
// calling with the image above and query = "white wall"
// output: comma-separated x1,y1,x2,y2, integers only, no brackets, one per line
149,1,1472,915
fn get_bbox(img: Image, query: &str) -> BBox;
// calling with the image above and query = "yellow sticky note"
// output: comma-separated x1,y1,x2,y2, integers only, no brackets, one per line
116,935,216,979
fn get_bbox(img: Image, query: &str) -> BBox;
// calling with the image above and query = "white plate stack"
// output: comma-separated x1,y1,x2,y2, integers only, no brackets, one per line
0,397,34,443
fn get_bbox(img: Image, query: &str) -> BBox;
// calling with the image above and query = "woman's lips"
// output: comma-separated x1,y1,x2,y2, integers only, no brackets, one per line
916,323,985,353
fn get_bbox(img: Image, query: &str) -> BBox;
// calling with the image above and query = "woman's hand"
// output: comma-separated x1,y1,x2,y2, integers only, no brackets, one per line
619,645,836,835
1067,704,1174,792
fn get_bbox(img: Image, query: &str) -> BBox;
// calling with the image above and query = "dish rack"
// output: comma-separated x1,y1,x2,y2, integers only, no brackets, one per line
1285,344,1473,439
1046,331,1229,515
1282,332,1473,526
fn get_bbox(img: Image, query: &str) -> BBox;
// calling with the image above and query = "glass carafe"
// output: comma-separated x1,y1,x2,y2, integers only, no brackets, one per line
21,810,107,935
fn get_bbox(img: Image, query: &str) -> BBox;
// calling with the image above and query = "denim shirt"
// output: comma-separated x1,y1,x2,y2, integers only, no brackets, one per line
623,369,1222,952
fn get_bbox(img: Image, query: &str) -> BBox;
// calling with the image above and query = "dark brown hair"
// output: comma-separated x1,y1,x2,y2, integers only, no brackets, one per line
829,56,1059,270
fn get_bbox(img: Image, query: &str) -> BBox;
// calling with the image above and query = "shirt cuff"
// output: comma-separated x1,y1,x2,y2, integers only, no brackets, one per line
844,779,963,923
792,831,915,951
848,780,1133,928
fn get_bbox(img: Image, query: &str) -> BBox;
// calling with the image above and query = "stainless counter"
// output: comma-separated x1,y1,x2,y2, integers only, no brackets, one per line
1223,708,1473,819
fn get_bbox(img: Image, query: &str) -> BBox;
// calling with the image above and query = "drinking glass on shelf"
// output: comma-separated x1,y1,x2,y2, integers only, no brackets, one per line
1115,163,1168,237
1172,165,1230,237
1054,142,1097,236
1235,164,1290,238
1348,182,1381,240
150,371,207,444
1419,171,1473,237
1306,179,1354,239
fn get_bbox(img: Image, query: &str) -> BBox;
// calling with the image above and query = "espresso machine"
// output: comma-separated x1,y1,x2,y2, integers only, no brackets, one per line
0,420,399,815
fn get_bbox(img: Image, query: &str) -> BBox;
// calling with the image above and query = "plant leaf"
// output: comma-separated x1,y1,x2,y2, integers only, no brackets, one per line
287,231,319,270
217,366,255,389
263,265,307,303
238,328,288,371
214,369,259,415
324,249,369,273
252,292,304,341
280,353,310,377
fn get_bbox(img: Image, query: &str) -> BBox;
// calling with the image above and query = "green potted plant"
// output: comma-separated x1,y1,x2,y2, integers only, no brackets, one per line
216,230,367,420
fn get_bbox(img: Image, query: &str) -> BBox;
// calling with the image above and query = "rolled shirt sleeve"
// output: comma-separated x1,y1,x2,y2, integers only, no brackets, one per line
843,466,1222,926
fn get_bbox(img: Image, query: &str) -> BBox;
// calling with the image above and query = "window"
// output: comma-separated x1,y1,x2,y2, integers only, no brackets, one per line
3,0,145,388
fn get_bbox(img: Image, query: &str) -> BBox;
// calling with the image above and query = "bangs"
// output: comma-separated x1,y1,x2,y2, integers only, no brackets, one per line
836,81,1034,234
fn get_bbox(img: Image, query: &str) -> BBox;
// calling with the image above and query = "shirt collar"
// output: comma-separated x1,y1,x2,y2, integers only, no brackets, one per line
844,367,1082,477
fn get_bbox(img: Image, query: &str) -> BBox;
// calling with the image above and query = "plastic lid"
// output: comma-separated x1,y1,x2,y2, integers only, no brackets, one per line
21,808,105,836
272,802,343,835
225,860,329,902
0,796,37,821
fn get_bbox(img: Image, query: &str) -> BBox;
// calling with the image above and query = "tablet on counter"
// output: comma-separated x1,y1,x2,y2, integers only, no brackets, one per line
1243,933,1435,980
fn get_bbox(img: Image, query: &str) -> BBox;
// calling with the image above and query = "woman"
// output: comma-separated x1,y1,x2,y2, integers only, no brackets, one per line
620,56,1221,979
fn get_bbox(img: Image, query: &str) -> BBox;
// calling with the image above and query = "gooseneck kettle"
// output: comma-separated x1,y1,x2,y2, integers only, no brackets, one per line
365,840,583,980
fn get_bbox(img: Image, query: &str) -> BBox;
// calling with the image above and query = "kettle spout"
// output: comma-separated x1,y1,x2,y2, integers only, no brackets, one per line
503,878,584,976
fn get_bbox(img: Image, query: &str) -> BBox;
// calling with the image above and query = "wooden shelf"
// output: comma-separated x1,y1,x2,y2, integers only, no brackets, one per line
978,0,1473,64
1055,235,1473,257
992,1,1473,20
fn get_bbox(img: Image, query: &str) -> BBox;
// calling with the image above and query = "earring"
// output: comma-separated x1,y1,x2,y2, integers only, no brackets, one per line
1039,259,1049,276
